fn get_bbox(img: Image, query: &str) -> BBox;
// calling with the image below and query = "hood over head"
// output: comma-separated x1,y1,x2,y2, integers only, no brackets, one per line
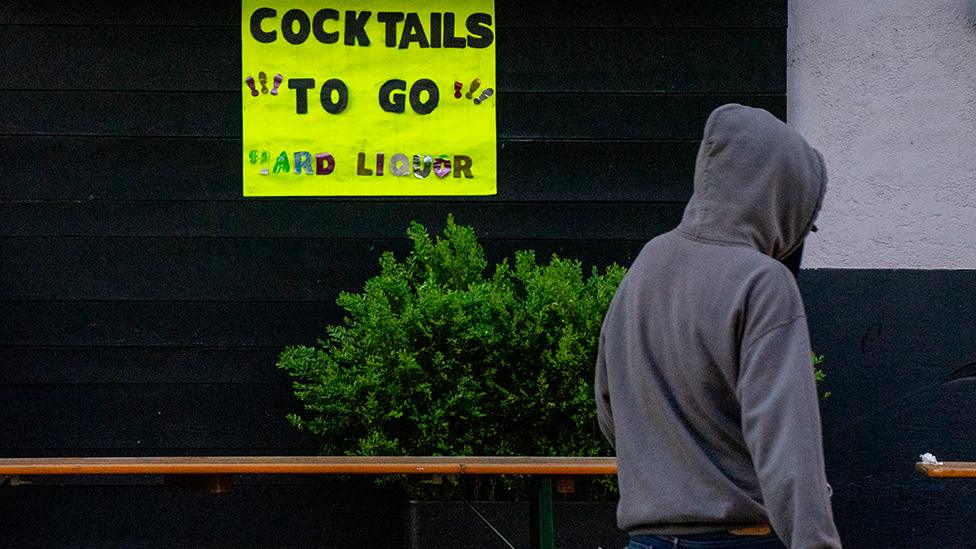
676,104,827,261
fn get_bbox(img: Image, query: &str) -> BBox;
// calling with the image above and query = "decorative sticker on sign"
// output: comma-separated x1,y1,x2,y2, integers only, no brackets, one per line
241,1,497,196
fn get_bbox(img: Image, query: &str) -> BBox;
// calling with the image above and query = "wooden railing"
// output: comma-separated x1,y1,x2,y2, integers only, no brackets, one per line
916,461,976,478
0,456,618,549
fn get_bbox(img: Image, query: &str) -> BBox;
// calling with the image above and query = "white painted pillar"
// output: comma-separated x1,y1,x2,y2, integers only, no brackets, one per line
788,0,976,269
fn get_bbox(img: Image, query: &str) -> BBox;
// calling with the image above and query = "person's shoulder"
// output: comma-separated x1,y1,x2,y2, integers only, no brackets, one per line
712,244,795,286
628,230,683,270
641,229,681,251
740,252,804,312
745,251,795,280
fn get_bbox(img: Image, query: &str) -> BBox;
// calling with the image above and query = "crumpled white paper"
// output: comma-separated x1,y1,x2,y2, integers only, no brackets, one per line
919,452,943,465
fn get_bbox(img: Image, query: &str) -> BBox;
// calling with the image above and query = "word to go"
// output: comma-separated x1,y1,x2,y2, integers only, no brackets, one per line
277,77,492,115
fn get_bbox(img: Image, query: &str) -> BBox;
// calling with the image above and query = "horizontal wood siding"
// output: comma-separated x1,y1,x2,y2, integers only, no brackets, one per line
0,2,784,546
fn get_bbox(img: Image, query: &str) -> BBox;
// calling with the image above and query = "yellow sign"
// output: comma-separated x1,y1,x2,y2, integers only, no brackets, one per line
241,1,497,196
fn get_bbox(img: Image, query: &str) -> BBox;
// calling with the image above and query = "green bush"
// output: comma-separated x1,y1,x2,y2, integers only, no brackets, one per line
814,353,831,399
278,216,626,460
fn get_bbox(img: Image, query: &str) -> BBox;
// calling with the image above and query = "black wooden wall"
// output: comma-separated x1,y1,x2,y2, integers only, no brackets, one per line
0,2,786,546
801,270,976,549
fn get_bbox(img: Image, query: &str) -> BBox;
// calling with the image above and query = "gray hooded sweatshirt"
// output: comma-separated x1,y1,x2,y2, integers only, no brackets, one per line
595,104,841,548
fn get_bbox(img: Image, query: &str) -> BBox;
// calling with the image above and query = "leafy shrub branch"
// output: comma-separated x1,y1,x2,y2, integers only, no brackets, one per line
278,216,626,460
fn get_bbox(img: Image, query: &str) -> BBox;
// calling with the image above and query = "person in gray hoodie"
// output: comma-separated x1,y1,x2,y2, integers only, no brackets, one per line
595,104,842,549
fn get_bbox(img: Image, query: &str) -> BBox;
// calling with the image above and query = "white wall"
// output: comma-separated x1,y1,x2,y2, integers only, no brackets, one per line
789,0,976,269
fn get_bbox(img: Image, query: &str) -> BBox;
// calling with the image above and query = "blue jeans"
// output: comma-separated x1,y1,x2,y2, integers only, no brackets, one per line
629,532,786,548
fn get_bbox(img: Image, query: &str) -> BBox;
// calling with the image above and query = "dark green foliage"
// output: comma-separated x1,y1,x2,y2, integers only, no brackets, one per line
814,353,831,399
278,216,625,460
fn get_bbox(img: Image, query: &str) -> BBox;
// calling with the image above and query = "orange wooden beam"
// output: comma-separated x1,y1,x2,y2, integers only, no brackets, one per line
456,457,617,476
916,461,976,478
0,456,617,476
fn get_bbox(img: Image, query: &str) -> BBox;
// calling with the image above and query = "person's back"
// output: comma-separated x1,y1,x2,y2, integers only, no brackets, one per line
595,104,842,548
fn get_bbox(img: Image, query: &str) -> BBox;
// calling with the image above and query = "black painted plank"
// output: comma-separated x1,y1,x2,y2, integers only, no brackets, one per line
0,26,784,94
0,91,239,137
0,238,395,302
0,237,647,301
0,25,238,92
0,136,698,202
0,241,643,345
505,93,786,140
0,202,684,238
0,0,786,28
0,484,405,547
0,384,309,451
496,0,787,29
501,29,784,94
0,346,286,384
448,140,697,201
0,1,246,26
0,90,784,138
0,448,318,459
0,301,336,347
